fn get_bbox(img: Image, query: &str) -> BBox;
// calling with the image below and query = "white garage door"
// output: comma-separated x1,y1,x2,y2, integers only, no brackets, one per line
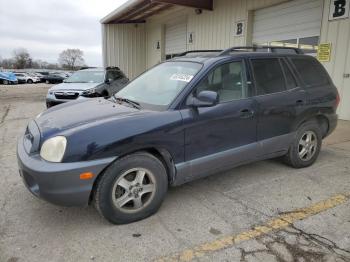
253,0,323,55
165,18,187,57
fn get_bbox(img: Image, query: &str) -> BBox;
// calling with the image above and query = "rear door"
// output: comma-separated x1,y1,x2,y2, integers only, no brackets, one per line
249,57,308,156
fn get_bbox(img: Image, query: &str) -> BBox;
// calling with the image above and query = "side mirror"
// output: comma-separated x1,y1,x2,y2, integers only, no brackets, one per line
186,91,219,108
105,79,111,84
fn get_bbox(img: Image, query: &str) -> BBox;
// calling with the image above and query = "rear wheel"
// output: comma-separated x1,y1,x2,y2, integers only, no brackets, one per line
94,152,168,224
27,79,33,84
3,80,9,85
46,80,50,84
283,121,322,168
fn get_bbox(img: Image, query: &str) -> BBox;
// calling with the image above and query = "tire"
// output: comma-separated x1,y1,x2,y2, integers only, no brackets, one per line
46,80,50,84
94,152,168,224
3,80,9,85
283,120,322,168
27,79,33,84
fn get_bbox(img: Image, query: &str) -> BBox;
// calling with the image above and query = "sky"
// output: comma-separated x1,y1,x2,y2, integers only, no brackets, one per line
0,0,129,66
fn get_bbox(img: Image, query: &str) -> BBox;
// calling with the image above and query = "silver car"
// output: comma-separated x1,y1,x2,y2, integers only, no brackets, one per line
46,67,129,108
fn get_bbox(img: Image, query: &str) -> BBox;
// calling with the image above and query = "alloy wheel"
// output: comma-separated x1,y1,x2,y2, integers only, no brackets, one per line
111,168,156,213
298,130,317,161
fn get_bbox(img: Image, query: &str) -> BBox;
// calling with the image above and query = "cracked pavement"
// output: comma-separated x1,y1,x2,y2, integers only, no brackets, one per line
0,84,350,262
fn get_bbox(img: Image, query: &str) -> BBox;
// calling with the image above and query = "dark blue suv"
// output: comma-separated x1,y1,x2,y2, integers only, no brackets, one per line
17,46,339,224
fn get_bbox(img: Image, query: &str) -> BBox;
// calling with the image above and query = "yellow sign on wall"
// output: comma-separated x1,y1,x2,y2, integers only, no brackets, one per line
317,43,332,62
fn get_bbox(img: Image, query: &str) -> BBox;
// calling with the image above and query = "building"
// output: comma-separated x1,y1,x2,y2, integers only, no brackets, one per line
101,0,350,120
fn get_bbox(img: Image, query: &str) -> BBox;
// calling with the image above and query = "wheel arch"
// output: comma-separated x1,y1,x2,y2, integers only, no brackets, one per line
294,114,329,138
89,147,176,204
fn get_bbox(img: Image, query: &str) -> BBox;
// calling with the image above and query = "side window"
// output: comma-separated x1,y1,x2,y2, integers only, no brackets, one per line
195,61,248,103
106,70,123,82
280,59,297,90
251,58,286,95
291,58,329,87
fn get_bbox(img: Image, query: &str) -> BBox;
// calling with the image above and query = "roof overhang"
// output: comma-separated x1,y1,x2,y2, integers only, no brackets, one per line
101,0,213,24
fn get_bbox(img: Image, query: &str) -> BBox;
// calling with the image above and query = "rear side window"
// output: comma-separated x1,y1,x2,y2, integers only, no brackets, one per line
291,58,329,87
281,59,297,90
251,58,286,95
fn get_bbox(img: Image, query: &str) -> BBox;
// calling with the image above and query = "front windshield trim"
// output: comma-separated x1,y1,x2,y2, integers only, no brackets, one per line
116,61,204,111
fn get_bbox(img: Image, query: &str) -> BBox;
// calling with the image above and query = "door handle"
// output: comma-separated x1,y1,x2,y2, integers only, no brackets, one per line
295,99,305,106
239,109,254,118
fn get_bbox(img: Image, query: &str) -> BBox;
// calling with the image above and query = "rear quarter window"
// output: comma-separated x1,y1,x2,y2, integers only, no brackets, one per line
291,57,329,87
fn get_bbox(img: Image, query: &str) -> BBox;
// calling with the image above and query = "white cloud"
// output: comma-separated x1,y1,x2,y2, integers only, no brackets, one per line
0,0,128,66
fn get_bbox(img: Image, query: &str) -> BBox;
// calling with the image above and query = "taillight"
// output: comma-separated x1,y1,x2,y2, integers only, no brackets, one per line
336,93,340,109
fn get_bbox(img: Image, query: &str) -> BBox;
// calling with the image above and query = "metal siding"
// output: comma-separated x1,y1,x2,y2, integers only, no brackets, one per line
320,0,350,120
186,0,287,51
165,18,187,55
102,24,146,79
253,0,323,43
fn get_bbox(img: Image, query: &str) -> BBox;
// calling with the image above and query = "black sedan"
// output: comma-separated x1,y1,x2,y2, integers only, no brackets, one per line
42,73,66,84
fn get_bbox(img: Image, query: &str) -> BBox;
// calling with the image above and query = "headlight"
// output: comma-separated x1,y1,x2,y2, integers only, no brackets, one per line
40,136,67,162
82,88,96,95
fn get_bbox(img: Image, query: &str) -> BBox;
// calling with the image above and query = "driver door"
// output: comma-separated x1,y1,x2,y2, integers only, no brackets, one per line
179,60,258,182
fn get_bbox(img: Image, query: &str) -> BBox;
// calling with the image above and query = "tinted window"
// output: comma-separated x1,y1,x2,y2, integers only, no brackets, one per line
291,58,329,87
195,61,248,103
281,59,297,89
251,58,286,95
107,70,124,81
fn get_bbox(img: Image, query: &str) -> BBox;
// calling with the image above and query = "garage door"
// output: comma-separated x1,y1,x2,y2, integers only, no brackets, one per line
253,0,323,55
165,18,187,58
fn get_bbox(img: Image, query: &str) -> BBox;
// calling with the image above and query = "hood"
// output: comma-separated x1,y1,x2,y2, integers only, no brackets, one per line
49,82,102,91
35,98,145,138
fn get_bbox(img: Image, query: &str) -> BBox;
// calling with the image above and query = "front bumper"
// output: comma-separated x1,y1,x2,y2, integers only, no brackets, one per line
17,136,116,206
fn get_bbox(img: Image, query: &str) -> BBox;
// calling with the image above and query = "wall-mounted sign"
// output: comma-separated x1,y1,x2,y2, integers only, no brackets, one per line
234,20,245,37
329,0,350,20
317,43,332,62
188,32,195,45
156,40,161,51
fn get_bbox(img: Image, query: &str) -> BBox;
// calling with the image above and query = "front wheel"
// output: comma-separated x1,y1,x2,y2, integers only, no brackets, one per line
283,120,322,168
94,152,168,224
27,79,33,84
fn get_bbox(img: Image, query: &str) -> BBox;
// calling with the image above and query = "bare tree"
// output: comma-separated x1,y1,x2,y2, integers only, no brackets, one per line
12,48,32,69
58,49,85,70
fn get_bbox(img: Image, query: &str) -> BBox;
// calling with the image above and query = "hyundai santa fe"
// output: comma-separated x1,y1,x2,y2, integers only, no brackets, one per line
17,46,339,224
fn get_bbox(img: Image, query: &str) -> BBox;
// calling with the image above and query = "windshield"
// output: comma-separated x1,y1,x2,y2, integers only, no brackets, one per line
65,71,104,83
117,62,202,108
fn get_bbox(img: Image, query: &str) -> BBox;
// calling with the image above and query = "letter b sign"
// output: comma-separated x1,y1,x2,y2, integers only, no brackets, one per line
329,0,349,20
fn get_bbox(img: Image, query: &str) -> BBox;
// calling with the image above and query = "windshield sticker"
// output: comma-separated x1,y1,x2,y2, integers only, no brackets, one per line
170,74,194,83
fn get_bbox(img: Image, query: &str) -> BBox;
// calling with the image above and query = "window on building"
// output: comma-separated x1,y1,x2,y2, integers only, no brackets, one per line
256,36,320,56
291,57,329,87
251,58,286,95
195,61,248,102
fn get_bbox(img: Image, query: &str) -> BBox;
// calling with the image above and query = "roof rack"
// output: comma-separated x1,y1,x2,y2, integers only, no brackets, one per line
219,45,303,56
175,50,223,57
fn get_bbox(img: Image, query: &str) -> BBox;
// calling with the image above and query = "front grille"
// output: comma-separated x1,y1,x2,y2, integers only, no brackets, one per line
54,91,79,100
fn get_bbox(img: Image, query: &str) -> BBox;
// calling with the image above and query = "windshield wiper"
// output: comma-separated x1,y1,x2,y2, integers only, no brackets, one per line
113,95,142,109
